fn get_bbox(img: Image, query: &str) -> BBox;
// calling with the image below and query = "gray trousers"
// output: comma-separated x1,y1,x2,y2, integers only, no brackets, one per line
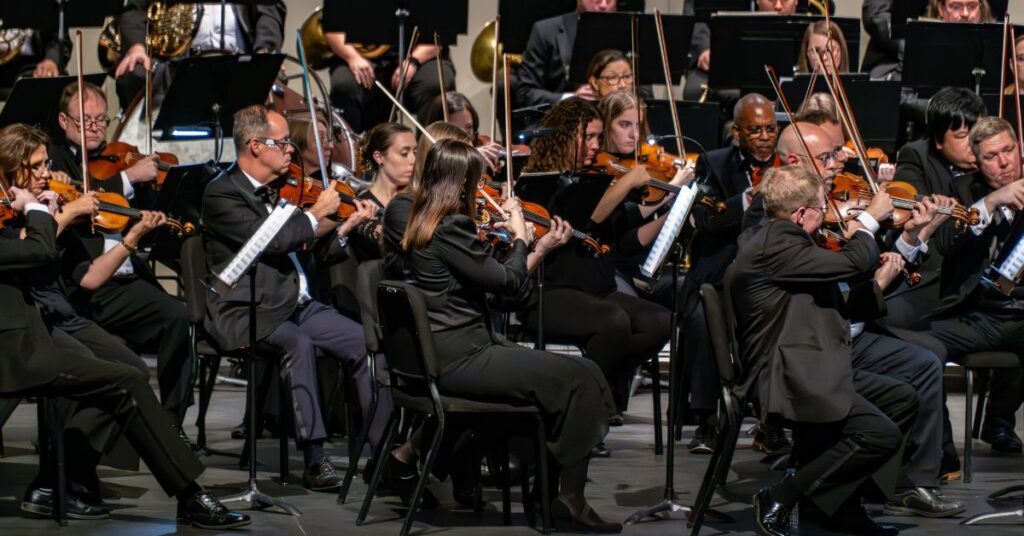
852,331,943,489
265,300,390,449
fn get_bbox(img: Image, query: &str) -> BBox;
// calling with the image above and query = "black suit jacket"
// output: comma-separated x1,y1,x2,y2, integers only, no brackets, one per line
120,1,287,53
0,211,63,393
201,165,346,350
690,145,751,288
512,12,577,108
729,220,883,424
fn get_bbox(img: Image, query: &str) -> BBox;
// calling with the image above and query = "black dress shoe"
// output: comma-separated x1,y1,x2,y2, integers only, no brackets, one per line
883,487,965,518
177,491,251,529
21,487,110,520
980,424,1024,453
687,425,715,454
380,454,439,509
551,499,622,533
753,424,791,455
822,501,899,536
591,442,611,458
608,414,625,427
69,480,121,506
753,487,790,536
303,456,343,491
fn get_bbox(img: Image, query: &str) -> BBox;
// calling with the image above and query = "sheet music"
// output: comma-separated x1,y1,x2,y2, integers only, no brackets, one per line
641,182,699,279
212,201,298,294
995,235,1024,283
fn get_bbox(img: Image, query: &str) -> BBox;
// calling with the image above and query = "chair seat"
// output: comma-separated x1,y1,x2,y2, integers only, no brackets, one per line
392,390,540,416
958,352,1020,369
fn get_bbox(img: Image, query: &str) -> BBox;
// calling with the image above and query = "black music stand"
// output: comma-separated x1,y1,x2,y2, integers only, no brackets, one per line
781,75,901,154
153,162,228,226
0,1,121,31
645,99,721,155
890,0,931,40
0,74,106,135
568,13,693,87
322,0,468,56
708,14,861,95
902,21,1024,100
153,53,284,154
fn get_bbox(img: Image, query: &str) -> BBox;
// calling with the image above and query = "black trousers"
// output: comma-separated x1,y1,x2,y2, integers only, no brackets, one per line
784,370,918,515
851,331,943,489
926,309,1024,431
3,320,204,497
329,57,456,132
81,277,193,425
521,288,671,411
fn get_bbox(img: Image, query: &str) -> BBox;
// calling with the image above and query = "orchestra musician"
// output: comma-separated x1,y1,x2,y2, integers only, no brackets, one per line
1004,34,1024,95
348,122,416,262
422,92,504,171
287,112,333,180
0,27,68,99
796,20,850,75
113,1,287,109
0,168,249,530
200,104,385,492
584,50,634,102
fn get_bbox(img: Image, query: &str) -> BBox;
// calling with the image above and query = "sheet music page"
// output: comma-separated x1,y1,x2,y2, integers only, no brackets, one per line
213,201,299,294
641,182,699,279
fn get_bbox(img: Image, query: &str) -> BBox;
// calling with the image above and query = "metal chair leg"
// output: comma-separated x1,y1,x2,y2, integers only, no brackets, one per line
500,443,512,526
965,368,974,484
650,358,664,455
401,414,445,536
357,414,398,526
536,417,551,534
339,353,378,504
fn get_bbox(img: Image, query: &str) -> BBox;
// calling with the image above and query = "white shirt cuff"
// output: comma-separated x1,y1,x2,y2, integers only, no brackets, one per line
23,203,50,216
895,235,925,263
969,199,991,236
856,212,880,235
560,92,575,101
305,211,318,232
120,171,135,200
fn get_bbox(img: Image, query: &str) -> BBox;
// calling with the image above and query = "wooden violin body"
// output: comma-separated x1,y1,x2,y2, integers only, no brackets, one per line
277,163,380,221
48,180,194,236
88,141,178,189
825,173,980,230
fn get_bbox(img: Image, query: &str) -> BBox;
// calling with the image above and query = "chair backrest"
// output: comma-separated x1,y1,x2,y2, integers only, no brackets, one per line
179,235,208,325
376,281,441,397
700,283,740,387
354,260,385,353
328,249,361,318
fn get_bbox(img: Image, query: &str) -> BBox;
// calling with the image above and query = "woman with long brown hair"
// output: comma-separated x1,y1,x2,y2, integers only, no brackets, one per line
400,138,618,532
796,20,850,75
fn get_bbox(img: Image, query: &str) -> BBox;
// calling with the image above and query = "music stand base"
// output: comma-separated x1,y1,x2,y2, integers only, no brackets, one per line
961,507,1024,525
220,480,301,517
991,485,1024,500
624,498,690,525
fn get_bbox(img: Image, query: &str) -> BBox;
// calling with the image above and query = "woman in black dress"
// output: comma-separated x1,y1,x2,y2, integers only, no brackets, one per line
399,138,621,533
349,122,417,261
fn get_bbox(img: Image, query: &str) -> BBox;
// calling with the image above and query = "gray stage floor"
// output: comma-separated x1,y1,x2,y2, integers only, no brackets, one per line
1,380,1022,535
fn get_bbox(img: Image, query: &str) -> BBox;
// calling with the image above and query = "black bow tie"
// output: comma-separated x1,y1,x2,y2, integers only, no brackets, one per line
254,186,278,205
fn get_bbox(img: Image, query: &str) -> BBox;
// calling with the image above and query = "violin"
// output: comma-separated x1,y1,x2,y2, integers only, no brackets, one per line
477,133,531,158
590,152,726,213
815,227,921,286
477,180,610,256
48,180,194,236
825,173,980,230
88,141,179,189
277,162,382,221
0,198,16,229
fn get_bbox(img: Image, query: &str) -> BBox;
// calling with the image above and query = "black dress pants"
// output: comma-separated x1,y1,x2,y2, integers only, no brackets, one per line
329,57,456,132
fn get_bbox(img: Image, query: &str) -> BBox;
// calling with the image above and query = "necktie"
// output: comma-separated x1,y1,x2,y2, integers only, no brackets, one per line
255,185,278,206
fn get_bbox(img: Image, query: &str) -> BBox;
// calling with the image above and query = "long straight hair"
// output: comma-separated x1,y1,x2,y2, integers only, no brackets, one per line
402,139,484,251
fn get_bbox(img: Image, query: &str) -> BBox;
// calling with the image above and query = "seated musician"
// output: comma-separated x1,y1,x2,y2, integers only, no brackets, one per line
513,0,618,109
732,164,920,536
325,33,454,132
890,115,1024,456
0,26,68,99
423,91,504,170
113,1,287,109
50,82,160,205
287,112,333,181
397,138,621,533
796,20,850,75
1004,34,1024,95
927,0,993,21
201,104,391,492
519,97,677,452
795,93,898,182
0,176,249,529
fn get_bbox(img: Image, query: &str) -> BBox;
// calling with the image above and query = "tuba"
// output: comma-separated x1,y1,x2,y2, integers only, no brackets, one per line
300,7,390,70
0,29,28,66
97,2,201,73
469,19,522,83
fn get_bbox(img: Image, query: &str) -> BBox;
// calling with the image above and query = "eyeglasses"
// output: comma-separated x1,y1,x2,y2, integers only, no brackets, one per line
597,73,634,85
792,203,829,215
254,137,297,151
739,125,779,138
945,1,980,13
65,114,110,129
813,148,845,166
23,159,53,175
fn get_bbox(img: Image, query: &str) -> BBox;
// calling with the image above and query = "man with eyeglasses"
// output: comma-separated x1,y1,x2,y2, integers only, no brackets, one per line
201,104,387,492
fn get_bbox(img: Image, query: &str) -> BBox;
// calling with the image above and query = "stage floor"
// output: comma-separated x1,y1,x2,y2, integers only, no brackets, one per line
1,378,1022,535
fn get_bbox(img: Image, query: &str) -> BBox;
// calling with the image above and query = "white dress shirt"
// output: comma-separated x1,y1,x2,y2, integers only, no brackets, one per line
193,4,249,53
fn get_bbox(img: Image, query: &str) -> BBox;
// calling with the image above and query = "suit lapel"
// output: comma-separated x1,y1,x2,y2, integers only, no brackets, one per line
228,166,270,216
557,13,578,77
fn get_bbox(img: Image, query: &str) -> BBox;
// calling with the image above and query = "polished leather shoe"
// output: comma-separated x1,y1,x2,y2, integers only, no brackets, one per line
303,456,342,491
980,425,1024,453
380,454,439,509
753,487,790,536
883,487,965,518
591,442,612,458
21,487,110,520
687,425,715,454
823,502,899,536
177,491,251,529
69,480,121,506
551,498,622,533
753,424,791,455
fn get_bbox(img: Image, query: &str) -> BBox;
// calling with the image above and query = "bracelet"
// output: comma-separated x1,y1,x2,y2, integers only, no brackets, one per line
120,241,138,254
407,56,422,68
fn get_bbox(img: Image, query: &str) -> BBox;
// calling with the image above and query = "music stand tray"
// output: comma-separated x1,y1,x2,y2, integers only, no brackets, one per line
568,12,693,87
902,20,1022,99
780,75,900,154
0,74,106,136
645,99,721,155
321,0,468,47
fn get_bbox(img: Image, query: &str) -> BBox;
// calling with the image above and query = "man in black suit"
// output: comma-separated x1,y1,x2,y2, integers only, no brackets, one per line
201,104,384,491
730,165,917,536
0,185,248,529
683,93,782,453
0,27,69,99
112,0,286,108
512,0,617,108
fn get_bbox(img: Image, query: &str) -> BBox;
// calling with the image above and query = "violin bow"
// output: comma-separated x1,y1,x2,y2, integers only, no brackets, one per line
654,9,685,156
145,20,153,156
434,32,449,122
375,80,435,144
74,30,89,195
630,14,641,161
388,26,420,123
816,48,879,192
490,16,501,142
1012,24,1024,160
503,53,515,198
1001,14,1011,119
296,30,330,189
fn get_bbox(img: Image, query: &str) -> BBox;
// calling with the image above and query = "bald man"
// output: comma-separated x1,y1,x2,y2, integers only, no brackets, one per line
777,122,848,182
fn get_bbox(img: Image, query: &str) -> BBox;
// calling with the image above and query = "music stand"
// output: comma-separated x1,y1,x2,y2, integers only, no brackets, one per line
645,99,721,155
902,20,1020,100
890,0,931,40
322,0,468,57
0,74,106,136
708,14,861,95
153,53,284,151
568,13,694,87
153,162,228,226
0,1,121,31
781,75,901,154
